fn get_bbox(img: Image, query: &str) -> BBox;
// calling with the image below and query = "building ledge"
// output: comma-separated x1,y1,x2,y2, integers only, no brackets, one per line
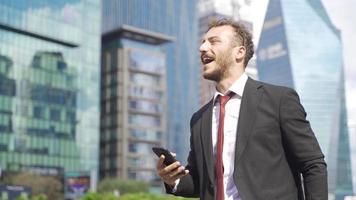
102,24,175,45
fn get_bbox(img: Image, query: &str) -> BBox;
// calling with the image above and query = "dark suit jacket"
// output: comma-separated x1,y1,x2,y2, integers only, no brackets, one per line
166,78,327,200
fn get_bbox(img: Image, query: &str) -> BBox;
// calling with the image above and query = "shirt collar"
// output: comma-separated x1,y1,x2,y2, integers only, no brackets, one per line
213,73,248,104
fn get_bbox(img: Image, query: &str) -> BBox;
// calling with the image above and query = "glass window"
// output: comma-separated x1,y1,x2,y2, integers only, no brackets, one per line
129,114,160,127
66,110,75,122
110,158,117,169
50,109,61,121
129,129,162,141
128,85,162,100
128,50,165,74
129,73,160,86
33,106,43,119
129,100,162,113
0,0,100,178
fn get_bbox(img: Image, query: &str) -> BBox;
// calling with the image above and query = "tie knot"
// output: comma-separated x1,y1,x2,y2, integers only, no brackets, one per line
218,92,234,106
220,95,230,106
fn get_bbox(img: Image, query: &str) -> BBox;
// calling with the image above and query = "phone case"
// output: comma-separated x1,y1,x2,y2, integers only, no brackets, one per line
152,147,177,165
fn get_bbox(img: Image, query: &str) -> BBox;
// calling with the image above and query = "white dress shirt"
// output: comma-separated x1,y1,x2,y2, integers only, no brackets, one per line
173,73,248,200
212,73,248,200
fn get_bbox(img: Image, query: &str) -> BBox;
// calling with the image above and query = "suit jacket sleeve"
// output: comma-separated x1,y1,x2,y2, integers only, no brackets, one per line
280,88,328,200
164,113,200,197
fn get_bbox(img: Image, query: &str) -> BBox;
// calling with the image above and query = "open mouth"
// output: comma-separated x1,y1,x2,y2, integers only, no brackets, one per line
201,54,215,65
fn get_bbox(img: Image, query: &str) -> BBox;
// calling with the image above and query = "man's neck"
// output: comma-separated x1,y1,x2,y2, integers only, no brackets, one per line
216,70,244,94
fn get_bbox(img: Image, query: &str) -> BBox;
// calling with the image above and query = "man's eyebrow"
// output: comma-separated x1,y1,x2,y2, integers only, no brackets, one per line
201,36,220,43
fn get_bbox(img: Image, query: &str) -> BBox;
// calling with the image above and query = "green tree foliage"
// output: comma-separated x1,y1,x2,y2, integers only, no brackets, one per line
30,194,48,200
14,196,27,200
80,192,119,200
12,194,47,200
97,179,149,195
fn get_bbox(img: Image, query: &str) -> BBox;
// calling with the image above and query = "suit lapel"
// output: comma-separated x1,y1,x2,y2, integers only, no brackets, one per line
234,78,263,165
200,99,215,185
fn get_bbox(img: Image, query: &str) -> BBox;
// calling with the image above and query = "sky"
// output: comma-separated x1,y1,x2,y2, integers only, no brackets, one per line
251,0,356,193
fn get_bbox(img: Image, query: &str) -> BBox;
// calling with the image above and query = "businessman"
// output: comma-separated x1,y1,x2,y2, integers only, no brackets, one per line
156,19,327,200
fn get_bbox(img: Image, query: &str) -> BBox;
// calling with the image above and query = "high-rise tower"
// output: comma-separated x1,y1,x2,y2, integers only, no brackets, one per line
257,0,353,199
0,0,101,183
100,0,199,186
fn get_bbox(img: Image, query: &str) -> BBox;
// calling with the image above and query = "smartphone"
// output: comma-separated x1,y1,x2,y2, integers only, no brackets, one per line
152,147,177,166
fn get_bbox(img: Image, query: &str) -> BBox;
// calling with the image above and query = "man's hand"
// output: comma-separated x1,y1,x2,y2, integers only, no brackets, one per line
156,154,189,186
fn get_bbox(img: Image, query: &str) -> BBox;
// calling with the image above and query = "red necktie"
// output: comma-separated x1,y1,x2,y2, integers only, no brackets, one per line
216,93,233,200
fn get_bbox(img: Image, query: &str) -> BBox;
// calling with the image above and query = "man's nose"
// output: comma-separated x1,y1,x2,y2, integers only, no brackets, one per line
199,41,209,52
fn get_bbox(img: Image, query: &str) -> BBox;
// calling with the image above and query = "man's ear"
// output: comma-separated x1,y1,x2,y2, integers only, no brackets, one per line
235,46,246,62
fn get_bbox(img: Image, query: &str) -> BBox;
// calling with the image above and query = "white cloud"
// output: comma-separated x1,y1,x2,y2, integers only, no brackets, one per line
251,0,269,45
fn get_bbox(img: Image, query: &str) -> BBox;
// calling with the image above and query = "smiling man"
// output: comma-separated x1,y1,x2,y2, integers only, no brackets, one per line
156,19,327,200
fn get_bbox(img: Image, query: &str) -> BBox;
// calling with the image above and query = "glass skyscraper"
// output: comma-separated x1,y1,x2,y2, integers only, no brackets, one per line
0,0,101,179
256,0,353,199
100,0,199,185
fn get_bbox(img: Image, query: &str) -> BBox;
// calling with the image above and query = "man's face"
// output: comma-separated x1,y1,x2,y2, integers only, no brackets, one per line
199,25,237,81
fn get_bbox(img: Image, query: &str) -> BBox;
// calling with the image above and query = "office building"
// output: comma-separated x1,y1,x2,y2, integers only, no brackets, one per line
0,0,101,180
100,25,170,184
100,0,199,185
256,0,353,199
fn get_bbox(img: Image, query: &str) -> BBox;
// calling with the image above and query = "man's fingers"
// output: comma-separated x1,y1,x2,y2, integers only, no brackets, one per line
161,169,188,185
174,169,189,180
164,161,181,172
159,161,181,176
156,155,165,169
155,152,184,186
170,166,186,177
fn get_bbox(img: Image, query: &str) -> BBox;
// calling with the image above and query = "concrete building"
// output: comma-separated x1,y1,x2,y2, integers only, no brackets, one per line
100,0,200,187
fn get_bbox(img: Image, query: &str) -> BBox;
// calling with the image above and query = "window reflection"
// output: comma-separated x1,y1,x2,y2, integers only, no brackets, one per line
0,0,100,177
129,73,160,86
129,129,162,141
129,85,163,100
129,100,162,113
129,50,165,74
0,55,15,133
127,155,155,168
129,114,160,127
0,1,84,44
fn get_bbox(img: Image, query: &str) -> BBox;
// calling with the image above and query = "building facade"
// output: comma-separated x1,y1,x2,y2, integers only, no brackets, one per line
0,0,101,181
256,0,353,199
100,0,199,184
100,26,170,185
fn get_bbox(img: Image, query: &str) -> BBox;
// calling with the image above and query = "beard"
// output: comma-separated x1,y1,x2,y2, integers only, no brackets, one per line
203,48,235,82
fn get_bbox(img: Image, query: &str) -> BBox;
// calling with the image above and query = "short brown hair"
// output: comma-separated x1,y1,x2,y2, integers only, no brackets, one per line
208,18,254,67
